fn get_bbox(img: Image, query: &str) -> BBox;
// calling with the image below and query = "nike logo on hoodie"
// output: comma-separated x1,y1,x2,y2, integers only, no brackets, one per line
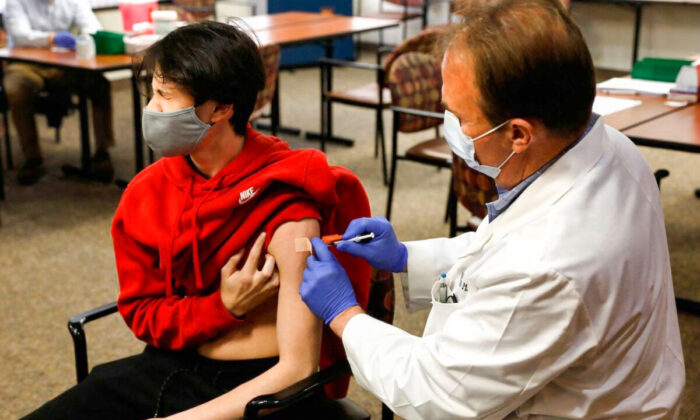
238,187,258,205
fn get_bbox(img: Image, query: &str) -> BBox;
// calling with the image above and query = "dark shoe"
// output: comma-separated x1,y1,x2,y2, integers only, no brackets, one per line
17,158,46,185
89,150,114,183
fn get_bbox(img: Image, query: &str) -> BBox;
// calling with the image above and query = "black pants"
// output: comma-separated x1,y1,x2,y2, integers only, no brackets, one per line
23,346,322,419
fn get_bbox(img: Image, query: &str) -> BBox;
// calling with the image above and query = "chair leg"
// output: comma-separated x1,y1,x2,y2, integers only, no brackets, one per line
326,101,333,154
654,169,669,189
448,186,457,237
55,127,61,143
320,63,327,153
381,403,394,420
444,179,453,223
379,110,388,186
3,111,13,170
0,146,5,201
385,113,399,220
374,109,380,158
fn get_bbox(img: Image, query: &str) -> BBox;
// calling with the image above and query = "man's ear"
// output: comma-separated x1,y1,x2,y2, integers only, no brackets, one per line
509,118,533,153
210,103,234,123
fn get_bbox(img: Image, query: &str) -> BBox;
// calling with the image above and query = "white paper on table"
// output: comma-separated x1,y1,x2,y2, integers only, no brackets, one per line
592,96,642,116
596,77,675,96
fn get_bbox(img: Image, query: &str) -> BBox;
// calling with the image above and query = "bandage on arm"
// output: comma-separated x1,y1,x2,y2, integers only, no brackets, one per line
294,234,344,253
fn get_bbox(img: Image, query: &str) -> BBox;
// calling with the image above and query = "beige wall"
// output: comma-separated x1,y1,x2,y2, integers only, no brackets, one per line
571,2,700,71
97,1,700,72
357,0,700,72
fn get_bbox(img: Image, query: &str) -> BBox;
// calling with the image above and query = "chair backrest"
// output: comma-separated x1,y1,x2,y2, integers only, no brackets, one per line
366,268,395,325
252,44,281,115
451,155,498,220
386,52,443,133
383,24,453,75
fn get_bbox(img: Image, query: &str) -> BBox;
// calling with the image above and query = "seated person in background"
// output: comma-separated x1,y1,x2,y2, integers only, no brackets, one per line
23,20,371,419
3,0,115,185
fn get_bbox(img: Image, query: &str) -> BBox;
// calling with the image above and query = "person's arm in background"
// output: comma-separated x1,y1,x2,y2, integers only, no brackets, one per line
4,0,52,48
72,0,102,34
167,218,323,420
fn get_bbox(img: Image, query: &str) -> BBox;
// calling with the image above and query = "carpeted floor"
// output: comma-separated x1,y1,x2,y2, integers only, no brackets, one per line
0,54,697,419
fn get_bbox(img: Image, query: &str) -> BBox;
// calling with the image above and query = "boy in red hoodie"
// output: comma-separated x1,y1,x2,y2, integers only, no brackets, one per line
24,21,370,420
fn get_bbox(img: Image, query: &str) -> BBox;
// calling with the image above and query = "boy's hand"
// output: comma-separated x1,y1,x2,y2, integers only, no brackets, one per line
220,232,280,318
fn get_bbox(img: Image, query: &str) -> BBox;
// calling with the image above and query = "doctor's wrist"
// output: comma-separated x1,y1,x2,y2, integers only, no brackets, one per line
329,305,364,338
393,243,408,273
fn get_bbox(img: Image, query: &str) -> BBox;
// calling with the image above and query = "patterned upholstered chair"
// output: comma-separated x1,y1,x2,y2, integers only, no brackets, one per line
448,156,498,236
66,268,396,419
250,44,281,135
384,51,452,221
320,25,449,184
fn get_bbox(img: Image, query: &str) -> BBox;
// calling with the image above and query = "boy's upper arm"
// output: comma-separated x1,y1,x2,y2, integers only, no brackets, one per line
266,218,322,370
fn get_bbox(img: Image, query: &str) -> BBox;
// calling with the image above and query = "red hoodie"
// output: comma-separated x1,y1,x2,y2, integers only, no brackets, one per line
112,125,371,397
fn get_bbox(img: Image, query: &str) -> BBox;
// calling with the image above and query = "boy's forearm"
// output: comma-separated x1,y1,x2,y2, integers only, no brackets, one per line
168,361,315,420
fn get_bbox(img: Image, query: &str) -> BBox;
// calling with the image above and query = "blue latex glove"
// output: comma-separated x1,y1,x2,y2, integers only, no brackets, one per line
336,217,407,272
53,31,76,50
300,237,359,325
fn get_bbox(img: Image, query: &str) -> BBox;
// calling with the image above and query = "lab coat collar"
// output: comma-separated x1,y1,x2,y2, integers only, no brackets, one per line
461,116,609,257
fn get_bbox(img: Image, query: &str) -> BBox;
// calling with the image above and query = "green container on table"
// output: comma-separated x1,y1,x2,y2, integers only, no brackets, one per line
91,31,125,55
631,57,693,82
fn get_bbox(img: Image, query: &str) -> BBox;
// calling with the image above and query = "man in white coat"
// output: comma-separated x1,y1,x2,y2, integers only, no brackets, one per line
300,0,685,418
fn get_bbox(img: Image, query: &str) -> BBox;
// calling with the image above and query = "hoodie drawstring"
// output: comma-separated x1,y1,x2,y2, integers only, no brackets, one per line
190,178,220,291
164,178,194,297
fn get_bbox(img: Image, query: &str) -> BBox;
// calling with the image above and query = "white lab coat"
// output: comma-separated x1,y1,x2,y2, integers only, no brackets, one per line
342,117,685,419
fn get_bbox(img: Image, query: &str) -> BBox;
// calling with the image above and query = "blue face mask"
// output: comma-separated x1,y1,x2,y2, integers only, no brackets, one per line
142,106,213,157
443,110,514,179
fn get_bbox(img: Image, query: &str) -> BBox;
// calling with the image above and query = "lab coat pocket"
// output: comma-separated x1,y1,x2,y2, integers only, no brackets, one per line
424,282,467,336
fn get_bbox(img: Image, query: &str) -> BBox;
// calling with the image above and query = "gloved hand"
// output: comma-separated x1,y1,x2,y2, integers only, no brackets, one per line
300,237,359,325
53,31,76,50
336,217,407,272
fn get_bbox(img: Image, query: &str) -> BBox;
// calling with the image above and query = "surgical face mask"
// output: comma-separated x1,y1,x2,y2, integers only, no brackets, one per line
142,106,213,157
443,110,514,179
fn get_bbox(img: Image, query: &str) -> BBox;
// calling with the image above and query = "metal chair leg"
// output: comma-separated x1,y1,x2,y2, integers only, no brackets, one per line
3,110,13,169
448,187,457,237
381,403,394,420
444,179,453,223
379,111,388,186
0,140,5,202
654,169,669,188
374,108,380,158
386,112,399,220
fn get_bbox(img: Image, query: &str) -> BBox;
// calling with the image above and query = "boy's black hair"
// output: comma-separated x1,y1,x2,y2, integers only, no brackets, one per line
138,20,265,136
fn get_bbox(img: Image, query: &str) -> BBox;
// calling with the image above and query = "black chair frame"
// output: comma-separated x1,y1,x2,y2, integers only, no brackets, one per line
386,106,452,221
68,302,396,419
319,56,389,185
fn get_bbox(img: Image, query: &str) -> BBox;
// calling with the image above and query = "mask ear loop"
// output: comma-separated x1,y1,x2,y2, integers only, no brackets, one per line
497,150,516,169
472,119,511,142
195,102,222,127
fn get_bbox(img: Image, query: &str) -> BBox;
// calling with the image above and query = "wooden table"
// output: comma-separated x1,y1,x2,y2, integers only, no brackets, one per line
247,13,399,49
240,11,337,32
623,102,700,152
240,12,399,145
599,93,690,131
0,48,146,177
